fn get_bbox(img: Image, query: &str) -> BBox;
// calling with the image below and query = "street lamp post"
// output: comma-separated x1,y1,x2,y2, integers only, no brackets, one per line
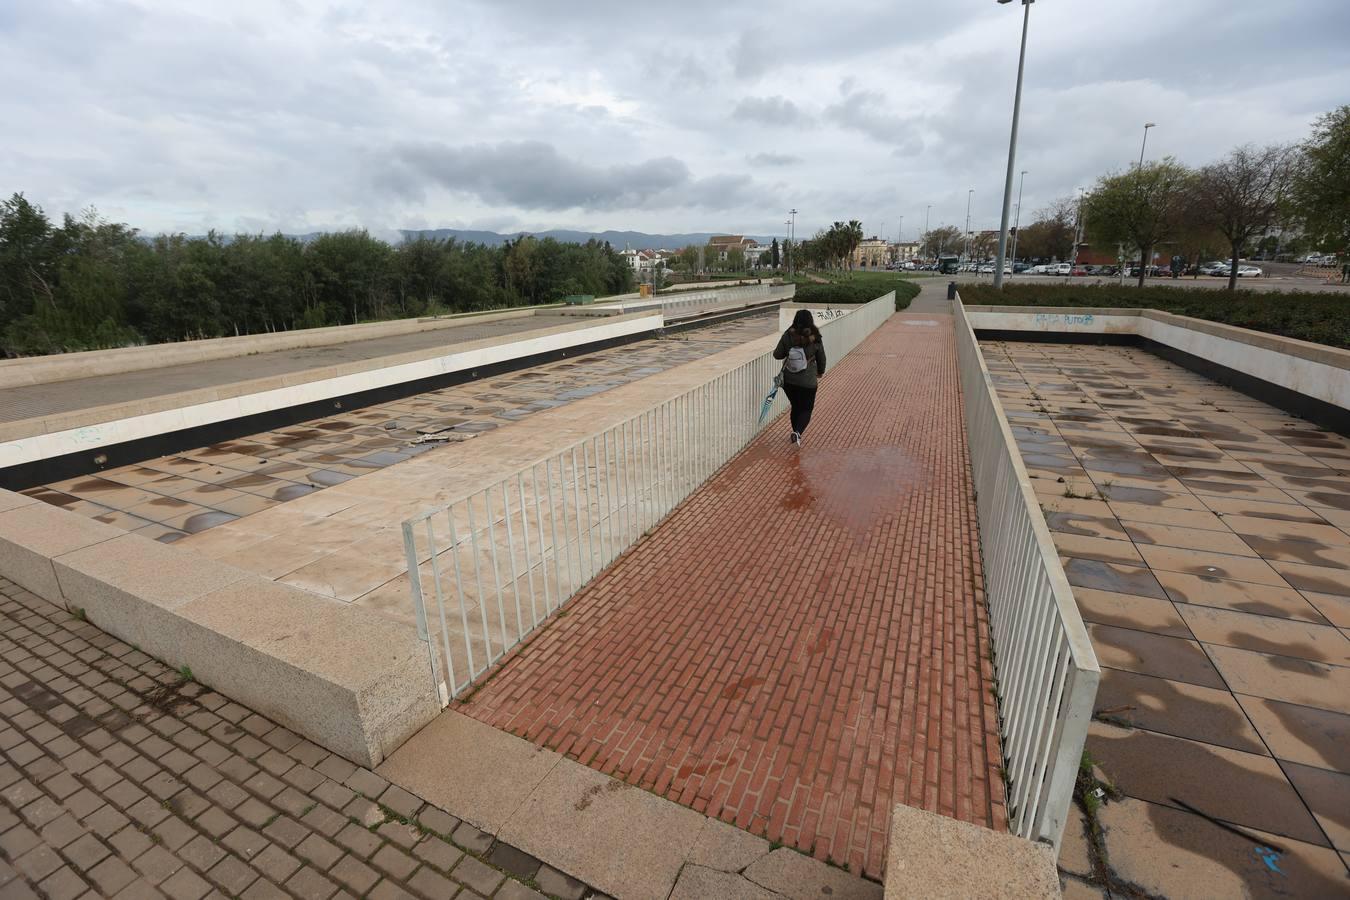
788,208,798,277
1138,122,1156,169
994,0,1033,289
1010,169,1027,278
964,189,974,262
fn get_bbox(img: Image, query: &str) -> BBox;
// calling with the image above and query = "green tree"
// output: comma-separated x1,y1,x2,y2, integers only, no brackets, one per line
1291,106,1350,254
1084,159,1194,286
769,238,780,269
920,226,961,258
1013,198,1077,261
1193,144,1296,289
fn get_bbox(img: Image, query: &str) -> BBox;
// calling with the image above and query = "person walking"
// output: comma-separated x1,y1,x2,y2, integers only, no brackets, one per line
773,309,827,446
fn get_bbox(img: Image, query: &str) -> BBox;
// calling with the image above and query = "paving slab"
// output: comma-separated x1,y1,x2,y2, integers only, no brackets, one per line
883,803,1057,900
985,338,1350,888
498,756,707,900
743,848,883,900
375,710,561,834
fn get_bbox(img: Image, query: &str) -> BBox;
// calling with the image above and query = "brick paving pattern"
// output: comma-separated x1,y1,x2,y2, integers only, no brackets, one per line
0,578,600,900
464,311,1005,879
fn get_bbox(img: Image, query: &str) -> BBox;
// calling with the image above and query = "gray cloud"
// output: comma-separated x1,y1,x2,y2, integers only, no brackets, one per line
2,0,1345,238
734,96,809,126
824,88,924,156
382,141,751,212
747,152,802,167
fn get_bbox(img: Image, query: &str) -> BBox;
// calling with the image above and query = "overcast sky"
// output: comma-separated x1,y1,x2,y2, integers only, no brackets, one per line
4,0,1347,241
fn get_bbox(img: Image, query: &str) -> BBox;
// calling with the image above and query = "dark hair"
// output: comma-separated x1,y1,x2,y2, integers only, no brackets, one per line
789,309,821,345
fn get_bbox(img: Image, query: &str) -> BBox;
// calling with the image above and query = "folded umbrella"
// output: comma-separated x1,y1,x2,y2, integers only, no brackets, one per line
758,373,784,425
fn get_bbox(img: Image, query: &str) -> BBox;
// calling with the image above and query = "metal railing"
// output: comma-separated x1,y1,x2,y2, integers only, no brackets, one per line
952,297,1100,850
401,292,897,704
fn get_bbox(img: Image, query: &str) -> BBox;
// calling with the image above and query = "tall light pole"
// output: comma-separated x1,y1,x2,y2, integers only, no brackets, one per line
964,189,974,261
1071,187,1086,267
1010,170,1027,278
993,0,1033,289
1137,122,1156,168
924,205,931,257
788,208,798,278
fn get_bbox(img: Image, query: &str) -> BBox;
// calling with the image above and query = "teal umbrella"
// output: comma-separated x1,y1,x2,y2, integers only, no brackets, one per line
758,373,783,425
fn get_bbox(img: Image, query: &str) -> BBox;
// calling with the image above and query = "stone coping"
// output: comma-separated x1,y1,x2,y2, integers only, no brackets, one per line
884,804,1059,899
0,485,438,768
0,306,545,390
963,304,1350,372
379,710,884,900
0,310,661,443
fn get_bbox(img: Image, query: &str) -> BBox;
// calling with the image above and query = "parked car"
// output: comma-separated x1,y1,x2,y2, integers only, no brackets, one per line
1237,265,1263,277
1071,266,1089,276
1048,263,1072,276
1013,262,1032,273
1199,261,1229,276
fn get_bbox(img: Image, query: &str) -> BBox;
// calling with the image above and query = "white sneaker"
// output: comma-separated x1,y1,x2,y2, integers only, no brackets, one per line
790,431,801,446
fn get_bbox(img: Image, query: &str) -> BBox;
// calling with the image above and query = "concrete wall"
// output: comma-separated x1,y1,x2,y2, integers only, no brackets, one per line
543,284,794,319
1,312,663,468
0,308,541,390
777,303,854,332
964,305,1350,412
0,487,437,768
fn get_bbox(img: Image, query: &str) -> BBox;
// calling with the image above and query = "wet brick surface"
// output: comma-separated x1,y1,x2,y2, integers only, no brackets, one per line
464,312,1005,879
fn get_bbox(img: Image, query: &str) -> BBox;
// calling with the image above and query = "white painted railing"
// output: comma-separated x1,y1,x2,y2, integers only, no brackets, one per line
401,292,895,704
953,297,1100,851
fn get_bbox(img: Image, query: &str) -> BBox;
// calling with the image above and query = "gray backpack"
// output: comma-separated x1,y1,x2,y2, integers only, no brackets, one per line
784,345,808,374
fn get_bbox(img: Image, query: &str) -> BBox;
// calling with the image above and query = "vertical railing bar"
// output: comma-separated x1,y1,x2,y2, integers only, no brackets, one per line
466,499,495,666
402,520,443,705
583,440,599,578
422,517,457,702
530,466,550,621
545,456,566,609
517,474,538,632
484,489,510,653
570,446,586,586
445,506,476,688
501,482,525,647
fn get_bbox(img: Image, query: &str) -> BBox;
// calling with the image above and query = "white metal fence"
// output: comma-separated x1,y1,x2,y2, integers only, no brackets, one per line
952,297,1100,850
401,291,897,704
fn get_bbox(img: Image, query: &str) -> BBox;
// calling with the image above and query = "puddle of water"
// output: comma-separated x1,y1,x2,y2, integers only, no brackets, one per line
183,511,240,533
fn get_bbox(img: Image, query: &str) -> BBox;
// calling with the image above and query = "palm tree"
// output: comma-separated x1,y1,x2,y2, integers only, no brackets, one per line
847,220,864,271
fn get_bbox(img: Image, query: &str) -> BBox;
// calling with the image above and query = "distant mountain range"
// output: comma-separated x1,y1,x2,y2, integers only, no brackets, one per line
400,228,777,250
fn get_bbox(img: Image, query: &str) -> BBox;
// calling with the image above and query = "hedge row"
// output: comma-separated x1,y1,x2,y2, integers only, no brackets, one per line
793,279,922,311
960,282,1350,350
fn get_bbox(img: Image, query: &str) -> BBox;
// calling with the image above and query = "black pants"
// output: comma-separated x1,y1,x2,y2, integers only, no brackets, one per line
783,383,817,434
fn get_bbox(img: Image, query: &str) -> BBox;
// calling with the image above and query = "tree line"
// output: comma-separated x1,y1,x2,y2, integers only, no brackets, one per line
917,105,1349,288
0,202,635,357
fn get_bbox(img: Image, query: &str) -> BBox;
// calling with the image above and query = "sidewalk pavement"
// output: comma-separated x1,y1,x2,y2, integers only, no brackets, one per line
0,576,600,900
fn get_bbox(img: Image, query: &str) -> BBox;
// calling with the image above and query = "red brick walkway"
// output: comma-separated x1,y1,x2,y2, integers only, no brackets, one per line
464,311,1005,879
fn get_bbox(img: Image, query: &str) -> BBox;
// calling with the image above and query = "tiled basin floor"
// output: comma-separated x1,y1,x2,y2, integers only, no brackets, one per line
19,314,775,543
984,340,1350,897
